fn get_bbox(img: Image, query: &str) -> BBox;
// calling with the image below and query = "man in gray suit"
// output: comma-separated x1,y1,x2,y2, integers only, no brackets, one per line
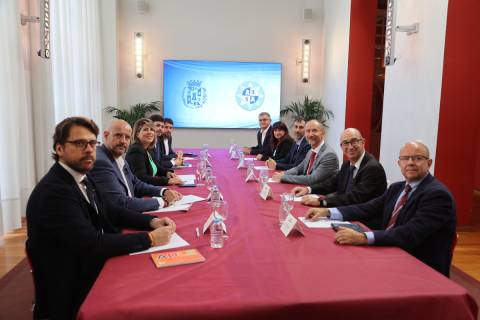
272,120,338,185
90,119,182,212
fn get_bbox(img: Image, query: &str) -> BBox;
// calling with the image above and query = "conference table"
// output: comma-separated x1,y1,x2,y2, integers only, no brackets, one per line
78,148,478,320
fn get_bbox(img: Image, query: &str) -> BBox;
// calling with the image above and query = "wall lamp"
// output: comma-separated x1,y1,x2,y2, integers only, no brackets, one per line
20,0,50,59
301,39,311,83
134,32,144,79
384,0,419,66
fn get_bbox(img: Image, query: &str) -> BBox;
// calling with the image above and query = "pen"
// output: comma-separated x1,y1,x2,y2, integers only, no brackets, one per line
196,227,200,238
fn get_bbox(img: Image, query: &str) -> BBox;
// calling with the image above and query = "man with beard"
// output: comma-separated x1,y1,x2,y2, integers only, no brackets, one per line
26,117,177,319
90,119,182,212
265,118,311,170
149,114,183,167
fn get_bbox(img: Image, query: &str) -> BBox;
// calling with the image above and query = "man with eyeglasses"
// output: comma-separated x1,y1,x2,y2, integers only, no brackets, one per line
304,141,456,277
150,115,184,167
26,117,177,319
291,128,386,227
242,112,273,156
90,119,183,213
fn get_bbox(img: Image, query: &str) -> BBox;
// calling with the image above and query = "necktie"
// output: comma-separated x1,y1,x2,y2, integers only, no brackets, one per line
81,177,99,214
291,143,300,159
306,151,317,175
345,165,356,192
386,184,413,229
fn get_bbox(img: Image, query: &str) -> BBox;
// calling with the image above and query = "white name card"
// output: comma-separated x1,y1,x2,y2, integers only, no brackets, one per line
245,168,257,182
280,213,305,237
259,183,272,200
202,212,227,234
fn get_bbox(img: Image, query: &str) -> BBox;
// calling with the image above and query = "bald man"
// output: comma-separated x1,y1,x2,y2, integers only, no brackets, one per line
272,120,338,185
292,129,387,224
304,141,456,277
90,119,182,213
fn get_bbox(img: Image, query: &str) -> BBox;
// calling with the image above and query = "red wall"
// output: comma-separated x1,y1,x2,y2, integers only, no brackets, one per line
344,0,377,149
435,0,480,225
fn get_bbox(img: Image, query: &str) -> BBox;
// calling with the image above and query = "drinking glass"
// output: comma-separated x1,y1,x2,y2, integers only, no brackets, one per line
259,169,269,186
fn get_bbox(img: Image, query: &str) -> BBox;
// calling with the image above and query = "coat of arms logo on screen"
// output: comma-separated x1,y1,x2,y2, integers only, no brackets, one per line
236,81,265,111
182,80,207,109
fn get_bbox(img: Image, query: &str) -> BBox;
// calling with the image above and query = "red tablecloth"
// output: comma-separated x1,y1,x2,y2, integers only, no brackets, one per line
78,149,478,320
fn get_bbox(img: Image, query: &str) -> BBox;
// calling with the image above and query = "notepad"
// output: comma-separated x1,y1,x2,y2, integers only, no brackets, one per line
151,248,205,268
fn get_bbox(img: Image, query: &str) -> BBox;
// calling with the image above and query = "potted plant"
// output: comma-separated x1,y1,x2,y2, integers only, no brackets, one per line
104,101,162,127
280,96,333,127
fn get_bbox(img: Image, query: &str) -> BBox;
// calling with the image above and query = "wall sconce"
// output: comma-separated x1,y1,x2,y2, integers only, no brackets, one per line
301,39,311,83
384,0,419,66
134,32,144,79
20,0,50,59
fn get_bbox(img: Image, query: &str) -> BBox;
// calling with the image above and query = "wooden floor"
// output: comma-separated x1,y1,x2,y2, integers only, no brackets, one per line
1,221,480,280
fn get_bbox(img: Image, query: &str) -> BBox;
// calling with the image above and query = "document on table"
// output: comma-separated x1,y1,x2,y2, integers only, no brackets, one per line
183,157,196,161
267,178,279,183
254,166,272,171
293,194,319,202
174,195,206,205
143,203,192,214
130,233,189,255
178,175,196,184
298,217,351,228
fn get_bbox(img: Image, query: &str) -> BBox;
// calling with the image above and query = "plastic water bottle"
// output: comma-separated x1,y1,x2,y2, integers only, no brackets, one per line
279,204,289,225
210,185,221,203
210,218,224,249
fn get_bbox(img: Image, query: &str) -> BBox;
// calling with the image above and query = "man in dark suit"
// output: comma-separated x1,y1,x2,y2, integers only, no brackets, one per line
242,112,273,156
266,118,311,170
292,128,386,212
272,120,339,185
305,141,456,277
149,115,183,167
26,117,177,319
90,119,182,213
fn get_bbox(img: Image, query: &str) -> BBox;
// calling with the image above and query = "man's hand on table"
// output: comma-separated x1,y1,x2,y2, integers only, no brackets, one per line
304,208,330,221
334,227,368,246
163,189,182,205
271,172,284,182
266,158,276,170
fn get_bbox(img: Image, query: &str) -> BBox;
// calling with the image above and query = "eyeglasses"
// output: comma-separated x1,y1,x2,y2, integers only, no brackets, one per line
340,138,362,148
65,140,100,150
398,155,429,162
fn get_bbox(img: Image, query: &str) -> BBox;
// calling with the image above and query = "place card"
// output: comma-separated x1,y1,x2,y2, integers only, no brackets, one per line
259,183,272,200
245,168,257,182
202,212,227,234
280,213,305,237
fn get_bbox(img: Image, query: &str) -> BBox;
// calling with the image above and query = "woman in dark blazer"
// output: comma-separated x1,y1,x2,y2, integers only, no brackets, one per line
257,121,294,161
126,118,182,186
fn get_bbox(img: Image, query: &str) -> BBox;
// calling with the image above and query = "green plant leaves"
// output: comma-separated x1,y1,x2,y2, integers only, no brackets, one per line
104,101,162,127
280,96,333,127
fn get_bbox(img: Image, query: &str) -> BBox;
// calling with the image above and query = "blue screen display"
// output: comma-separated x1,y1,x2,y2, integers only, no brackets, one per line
163,60,281,128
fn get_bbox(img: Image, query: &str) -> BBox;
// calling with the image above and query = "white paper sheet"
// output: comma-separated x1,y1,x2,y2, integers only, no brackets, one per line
143,203,192,214
174,195,206,205
178,175,196,184
130,233,189,255
293,194,319,202
267,178,279,183
254,166,272,171
298,217,350,228
183,157,196,161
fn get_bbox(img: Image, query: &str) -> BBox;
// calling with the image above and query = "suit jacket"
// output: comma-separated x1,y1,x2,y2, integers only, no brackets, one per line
260,136,294,161
125,142,171,186
250,126,273,156
275,137,311,170
90,145,164,212
26,163,154,319
338,173,456,277
311,152,387,208
153,136,176,165
281,142,339,185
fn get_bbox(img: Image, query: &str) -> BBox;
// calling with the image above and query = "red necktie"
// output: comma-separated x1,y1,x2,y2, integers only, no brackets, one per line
386,184,412,229
306,151,317,175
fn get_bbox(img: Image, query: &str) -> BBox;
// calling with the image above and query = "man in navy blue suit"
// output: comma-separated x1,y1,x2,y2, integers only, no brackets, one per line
90,119,182,212
265,118,311,170
242,112,273,156
305,141,456,276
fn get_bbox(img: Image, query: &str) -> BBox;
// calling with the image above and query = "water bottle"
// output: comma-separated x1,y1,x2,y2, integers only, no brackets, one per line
279,203,289,225
210,218,224,249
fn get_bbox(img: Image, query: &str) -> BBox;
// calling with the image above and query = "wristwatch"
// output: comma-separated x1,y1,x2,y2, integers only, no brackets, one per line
321,199,327,207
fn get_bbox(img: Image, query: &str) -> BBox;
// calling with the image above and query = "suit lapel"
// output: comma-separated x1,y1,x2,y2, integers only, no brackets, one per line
398,174,433,217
